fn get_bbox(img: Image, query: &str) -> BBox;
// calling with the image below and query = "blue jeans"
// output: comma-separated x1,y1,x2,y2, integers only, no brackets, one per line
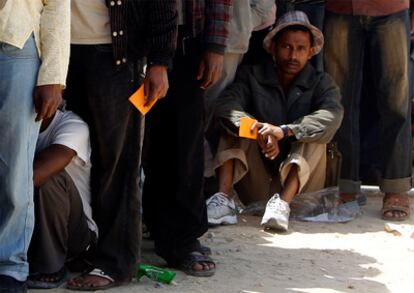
324,10,412,193
0,36,40,281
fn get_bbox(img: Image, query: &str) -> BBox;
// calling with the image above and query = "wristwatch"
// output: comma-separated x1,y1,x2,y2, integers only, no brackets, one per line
280,125,289,139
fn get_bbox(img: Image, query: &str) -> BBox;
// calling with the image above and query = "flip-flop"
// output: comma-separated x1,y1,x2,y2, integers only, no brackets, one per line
27,267,67,289
197,243,212,256
0,275,27,292
178,251,216,277
66,268,118,291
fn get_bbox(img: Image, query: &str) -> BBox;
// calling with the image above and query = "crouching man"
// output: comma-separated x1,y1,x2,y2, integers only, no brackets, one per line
207,11,343,231
27,108,97,289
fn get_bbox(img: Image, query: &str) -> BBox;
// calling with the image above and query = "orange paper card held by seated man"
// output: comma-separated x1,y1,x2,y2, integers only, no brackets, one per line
239,117,258,140
129,84,158,115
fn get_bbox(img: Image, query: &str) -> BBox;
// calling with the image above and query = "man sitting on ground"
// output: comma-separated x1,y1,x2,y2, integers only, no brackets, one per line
207,11,343,231
27,108,97,289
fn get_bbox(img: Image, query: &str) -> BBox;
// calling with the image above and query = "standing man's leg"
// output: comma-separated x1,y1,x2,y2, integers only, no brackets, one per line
368,10,412,220
0,36,40,289
144,36,214,275
65,45,143,287
324,12,365,201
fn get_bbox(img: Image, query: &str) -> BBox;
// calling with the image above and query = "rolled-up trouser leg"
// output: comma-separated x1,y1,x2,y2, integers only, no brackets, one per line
279,142,326,194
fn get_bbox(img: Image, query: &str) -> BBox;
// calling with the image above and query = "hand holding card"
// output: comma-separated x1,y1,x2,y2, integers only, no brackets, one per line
129,84,158,115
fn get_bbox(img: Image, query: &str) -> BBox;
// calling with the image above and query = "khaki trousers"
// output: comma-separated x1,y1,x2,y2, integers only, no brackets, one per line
211,136,327,205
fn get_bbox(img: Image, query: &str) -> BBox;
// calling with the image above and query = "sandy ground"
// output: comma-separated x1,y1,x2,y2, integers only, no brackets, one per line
33,192,414,293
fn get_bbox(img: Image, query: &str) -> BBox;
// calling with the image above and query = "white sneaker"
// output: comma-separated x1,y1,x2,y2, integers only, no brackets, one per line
261,193,290,231
206,192,238,225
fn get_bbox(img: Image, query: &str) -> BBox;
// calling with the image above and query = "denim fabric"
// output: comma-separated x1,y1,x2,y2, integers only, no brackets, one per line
324,10,412,193
0,36,40,281
276,0,325,72
64,45,143,279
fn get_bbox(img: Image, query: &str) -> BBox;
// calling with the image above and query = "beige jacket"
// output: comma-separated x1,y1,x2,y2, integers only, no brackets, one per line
0,0,70,86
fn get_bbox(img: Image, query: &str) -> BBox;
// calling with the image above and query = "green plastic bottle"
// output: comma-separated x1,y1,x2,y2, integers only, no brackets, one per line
135,264,176,284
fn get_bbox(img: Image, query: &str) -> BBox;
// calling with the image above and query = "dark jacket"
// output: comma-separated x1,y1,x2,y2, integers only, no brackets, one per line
106,0,177,67
214,61,344,144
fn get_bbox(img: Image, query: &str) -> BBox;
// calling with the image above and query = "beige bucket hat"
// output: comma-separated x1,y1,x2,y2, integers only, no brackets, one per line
263,10,324,56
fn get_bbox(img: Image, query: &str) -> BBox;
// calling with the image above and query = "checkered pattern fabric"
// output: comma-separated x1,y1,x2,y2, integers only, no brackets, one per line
263,10,324,55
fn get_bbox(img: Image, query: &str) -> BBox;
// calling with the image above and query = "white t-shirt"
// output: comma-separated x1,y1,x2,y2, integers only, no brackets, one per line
71,0,112,44
36,110,98,236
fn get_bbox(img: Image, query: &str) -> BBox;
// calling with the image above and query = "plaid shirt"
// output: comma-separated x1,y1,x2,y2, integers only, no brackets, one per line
186,0,233,54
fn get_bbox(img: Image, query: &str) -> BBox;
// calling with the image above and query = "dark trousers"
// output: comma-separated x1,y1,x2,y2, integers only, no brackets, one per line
64,45,143,279
324,10,412,193
28,171,92,274
143,36,208,265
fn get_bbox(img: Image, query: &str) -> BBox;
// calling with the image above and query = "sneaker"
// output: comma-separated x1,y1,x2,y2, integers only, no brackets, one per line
206,192,238,225
261,193,290,231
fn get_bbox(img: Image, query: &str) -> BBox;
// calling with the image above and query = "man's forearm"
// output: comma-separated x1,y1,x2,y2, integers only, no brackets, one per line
33,144,76,187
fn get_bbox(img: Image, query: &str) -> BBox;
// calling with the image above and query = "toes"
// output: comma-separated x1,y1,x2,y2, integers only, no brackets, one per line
207,262,215,270
191,262,203,272
191,262,215,272
384,210,407,219
395,211,407,218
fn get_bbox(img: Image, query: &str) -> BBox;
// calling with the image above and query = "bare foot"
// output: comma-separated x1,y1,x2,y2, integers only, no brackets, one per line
382,193,410,221
67,269,117,290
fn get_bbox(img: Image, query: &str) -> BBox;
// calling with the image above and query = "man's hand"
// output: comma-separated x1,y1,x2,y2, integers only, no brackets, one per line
259,134,280,160
252,121,283,160
252,122,285,141
144,65,169,106
33,84,63,122
197,51,224,90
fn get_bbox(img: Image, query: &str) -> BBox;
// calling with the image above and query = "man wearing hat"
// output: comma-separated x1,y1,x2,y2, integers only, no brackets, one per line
206,11,343,231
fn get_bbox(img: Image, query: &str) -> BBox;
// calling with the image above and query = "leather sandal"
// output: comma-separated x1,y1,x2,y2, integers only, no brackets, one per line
382,193,411,221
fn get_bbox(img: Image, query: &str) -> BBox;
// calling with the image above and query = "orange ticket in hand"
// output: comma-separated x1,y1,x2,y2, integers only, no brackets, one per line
239,117,258,140
129,84,158,115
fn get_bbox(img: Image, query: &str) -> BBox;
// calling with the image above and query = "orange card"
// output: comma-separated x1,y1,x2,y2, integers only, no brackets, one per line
129,84,158,115
239,117,258,140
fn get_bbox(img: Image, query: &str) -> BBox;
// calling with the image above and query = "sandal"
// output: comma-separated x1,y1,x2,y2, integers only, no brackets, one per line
178,251,216,277
196,243,212,256
27,267,67,289
0,275,27,292
66,268,120,291
382,193,411,221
